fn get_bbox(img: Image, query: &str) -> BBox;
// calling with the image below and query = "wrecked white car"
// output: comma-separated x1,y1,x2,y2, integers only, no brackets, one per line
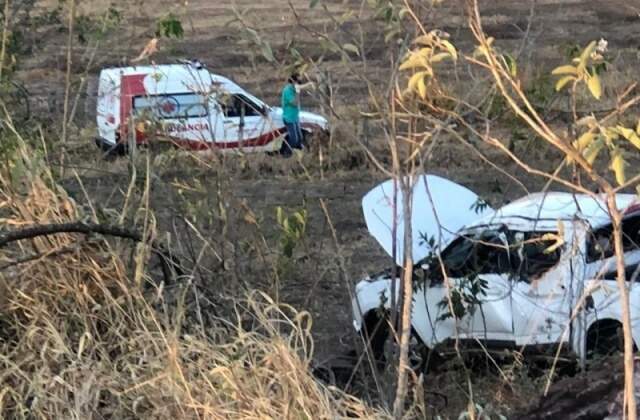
95,60,328,153
353,174,640,366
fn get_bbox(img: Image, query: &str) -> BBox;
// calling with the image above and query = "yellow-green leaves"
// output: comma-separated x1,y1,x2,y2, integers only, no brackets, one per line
583,137,604,165
555,75,576,91
400,30,457,100
552,40,606,100
578,40,597,73
610,147,626,186
573,131,595,152
408,71,429,99
572,123,640,186
501,53,517,77
551,65,579,76
440,39,458,61
472,36,494,58
586,73,601,99
399,48,432,70
342,43,360,57
541,222,565,254
615,125,640,151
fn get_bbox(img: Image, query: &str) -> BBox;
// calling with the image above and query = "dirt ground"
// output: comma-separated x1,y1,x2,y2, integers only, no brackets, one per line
10,0,640,415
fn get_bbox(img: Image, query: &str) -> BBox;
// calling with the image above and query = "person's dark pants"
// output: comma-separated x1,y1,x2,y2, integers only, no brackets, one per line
281,121,302,157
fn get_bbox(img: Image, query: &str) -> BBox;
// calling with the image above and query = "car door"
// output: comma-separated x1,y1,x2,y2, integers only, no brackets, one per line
458,228,514,341
215,93,269,148
582,214,640,348
510,227,573,347
412,227,514,347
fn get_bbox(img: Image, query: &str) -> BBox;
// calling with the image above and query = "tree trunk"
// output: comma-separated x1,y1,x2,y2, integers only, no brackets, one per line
607,194,637,420
392,177,414,419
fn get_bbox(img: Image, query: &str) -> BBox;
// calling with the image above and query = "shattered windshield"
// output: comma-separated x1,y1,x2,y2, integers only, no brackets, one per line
440,229,512,277
423,226,562,282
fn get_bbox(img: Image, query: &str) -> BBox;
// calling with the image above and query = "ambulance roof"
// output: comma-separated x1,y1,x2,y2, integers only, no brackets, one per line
100,64,246,95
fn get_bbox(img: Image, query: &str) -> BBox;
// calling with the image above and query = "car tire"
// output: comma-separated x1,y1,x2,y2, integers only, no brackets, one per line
361,310,439,373
587,319,626,358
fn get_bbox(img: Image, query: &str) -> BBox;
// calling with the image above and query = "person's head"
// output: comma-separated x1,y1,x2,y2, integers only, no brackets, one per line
288,73,300,84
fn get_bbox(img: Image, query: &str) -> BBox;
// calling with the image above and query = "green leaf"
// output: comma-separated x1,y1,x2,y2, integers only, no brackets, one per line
502,54,517,77
260,42,275,62
383,28,401,44
156,14,184,39
342,43,360,56
310,0,319,8
583,137,604,164
586,74,602,99
555,75,576,92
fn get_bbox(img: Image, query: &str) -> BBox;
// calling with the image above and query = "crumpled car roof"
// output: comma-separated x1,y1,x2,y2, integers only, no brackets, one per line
470,192,638,231
362,174,639,264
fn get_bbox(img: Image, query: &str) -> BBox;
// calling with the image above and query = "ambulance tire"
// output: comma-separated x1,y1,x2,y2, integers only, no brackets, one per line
95,138,126,157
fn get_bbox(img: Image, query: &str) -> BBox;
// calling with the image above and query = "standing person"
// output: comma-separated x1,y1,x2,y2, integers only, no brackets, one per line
280,73,313,157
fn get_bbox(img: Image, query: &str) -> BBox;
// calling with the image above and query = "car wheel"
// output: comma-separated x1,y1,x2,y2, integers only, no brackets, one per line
361,310,389,367
408,330,441,374
587,319,625,358
361,311,438,373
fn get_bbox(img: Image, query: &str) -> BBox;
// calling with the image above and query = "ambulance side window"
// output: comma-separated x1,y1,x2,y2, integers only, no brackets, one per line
133,93,208,120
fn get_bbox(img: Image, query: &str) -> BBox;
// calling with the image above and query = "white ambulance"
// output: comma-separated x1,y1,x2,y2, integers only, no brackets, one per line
95,61,328,153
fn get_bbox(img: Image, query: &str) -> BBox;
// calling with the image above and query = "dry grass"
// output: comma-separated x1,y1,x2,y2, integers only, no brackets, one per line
0,142,388,419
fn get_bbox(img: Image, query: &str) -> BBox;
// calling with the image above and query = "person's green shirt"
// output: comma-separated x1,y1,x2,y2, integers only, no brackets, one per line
281,83,299,123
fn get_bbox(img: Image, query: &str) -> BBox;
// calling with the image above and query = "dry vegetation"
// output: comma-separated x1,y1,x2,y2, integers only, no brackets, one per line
0,140,390,419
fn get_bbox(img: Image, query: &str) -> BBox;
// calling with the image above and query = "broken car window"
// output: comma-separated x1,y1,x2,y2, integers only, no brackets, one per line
429,228,561,282
512,231,562,280
601,264,640,282
587,214,640,263
438,229,513,278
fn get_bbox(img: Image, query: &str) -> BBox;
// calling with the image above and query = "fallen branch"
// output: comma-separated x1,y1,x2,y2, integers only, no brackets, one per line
0,222,183,285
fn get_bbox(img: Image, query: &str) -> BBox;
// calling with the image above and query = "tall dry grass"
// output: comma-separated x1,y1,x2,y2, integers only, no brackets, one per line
0,142,388,419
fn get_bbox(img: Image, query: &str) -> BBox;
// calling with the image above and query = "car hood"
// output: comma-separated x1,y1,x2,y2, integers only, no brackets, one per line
362,174,494,265
270,107,328,130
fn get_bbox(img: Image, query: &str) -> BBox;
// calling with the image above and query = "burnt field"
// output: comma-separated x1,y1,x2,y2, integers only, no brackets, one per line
4,0,640,417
